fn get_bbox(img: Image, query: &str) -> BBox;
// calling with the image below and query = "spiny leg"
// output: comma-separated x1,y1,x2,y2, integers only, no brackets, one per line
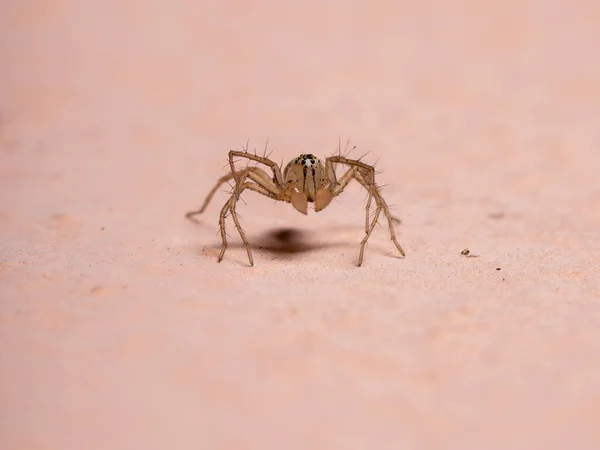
328,161,402,231
355,170,405,264
326,156,405,265
217,196,233,262
364,191,401,226
228,180,282,266
216,174,283,266
363,192,402,232
187,172,235,220
365,191,373,234
239,181,280,200
358,194,382,266
326,155,377,180
232,166,281,198
185,167,274,220
229,149,285,186
227,193,253,266
363,190,405,240
329,166,372,234
331,166,358,197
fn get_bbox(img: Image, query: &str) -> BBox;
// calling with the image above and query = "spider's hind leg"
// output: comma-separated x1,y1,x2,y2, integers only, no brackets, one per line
186,166,275,221
186,172,236,220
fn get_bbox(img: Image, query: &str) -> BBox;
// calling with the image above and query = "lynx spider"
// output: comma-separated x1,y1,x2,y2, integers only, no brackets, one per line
186,140,406,266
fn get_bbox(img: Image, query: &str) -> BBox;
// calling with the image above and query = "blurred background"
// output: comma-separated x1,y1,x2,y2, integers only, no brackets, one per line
2,1,599,246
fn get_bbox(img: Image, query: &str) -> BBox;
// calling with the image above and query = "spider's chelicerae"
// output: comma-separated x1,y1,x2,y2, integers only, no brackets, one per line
186,142,406,266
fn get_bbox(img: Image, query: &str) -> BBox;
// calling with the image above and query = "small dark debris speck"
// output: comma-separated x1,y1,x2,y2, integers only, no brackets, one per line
496,267,501,271
461,248,479,258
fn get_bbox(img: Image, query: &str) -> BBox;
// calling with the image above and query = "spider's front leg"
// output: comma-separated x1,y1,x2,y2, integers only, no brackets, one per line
325,156,405,266
228,149,285,187
216,170,281,266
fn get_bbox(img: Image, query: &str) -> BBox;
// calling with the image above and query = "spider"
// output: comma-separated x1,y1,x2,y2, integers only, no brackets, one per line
185,142,406,266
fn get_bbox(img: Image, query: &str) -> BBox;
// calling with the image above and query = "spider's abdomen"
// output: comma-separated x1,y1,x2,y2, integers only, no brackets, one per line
283,154,327,202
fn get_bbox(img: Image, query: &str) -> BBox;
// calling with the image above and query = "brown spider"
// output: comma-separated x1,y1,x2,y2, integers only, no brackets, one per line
185,143,406,266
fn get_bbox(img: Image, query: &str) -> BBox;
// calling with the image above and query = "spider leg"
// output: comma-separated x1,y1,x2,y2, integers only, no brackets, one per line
238,181,280,199
354,169,405,265
216,170,284,267
217,196,234,262
331,167,357,196
229,148,285,186
365,192,373,235
328,162,402,225
185,167,275,220
353,171,385,266
329,166,371,234
237,167,281,197
325,156,405,266
186,172,235,220
226,188,253,266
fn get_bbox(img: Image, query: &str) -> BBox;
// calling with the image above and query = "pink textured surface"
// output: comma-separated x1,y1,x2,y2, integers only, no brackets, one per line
1,1,600,449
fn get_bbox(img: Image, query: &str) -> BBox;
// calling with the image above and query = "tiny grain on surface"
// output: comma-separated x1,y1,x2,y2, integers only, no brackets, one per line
1,1,600,450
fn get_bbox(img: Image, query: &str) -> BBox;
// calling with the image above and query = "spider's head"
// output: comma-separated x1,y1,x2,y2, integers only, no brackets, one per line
284,154,334,214
296,153,318,168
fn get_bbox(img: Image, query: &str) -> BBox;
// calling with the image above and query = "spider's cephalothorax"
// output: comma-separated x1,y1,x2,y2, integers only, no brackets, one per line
186,143,405,267
283,154,337,215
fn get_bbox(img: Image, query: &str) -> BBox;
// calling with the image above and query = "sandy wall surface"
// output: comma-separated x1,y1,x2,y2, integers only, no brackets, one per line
1,1,599,449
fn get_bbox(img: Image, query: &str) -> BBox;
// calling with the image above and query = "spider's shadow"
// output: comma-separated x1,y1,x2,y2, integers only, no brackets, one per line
253,227,340,255
222,227,345,256
187,217,399,261
187,216,351,256
230,226,399,260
